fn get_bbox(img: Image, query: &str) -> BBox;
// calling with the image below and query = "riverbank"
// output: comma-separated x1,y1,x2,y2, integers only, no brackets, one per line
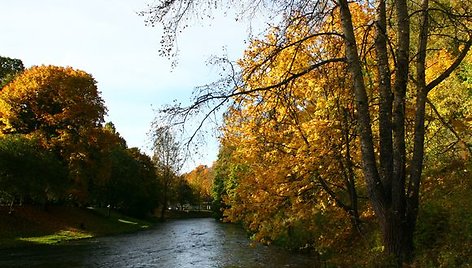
0,205,154,249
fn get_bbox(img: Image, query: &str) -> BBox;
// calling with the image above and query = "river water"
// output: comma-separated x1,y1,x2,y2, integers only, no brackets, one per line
0,218,321,267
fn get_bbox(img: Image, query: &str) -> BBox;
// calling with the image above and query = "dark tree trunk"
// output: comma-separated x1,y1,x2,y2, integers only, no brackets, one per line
402,0,430,261
387,0,410,262
160,188,168,221
160,203,167,221
374,0,393,198
8,199,15,215
339,0,411,263
338,0,386,213
342,107,362,232
383,211,405,264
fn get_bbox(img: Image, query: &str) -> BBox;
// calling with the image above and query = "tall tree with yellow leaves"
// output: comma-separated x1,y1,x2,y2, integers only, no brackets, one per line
218,15,365,246
144,0,472,263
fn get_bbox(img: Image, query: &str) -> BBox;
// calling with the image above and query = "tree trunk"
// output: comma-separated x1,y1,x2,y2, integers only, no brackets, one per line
338,0,386,216
8,198,15,215
160,203,167,221
160,190,168,221
339,0,408,263
382,213,403,261
402,0,429,262
375,0,393,199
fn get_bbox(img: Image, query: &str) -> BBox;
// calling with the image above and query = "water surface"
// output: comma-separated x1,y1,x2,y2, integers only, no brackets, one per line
0,218,320,267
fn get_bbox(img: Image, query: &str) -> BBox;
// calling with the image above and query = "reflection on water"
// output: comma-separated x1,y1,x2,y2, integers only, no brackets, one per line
0,218,320,267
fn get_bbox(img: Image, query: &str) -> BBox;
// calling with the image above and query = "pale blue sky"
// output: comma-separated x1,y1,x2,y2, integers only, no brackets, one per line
0,0,251,170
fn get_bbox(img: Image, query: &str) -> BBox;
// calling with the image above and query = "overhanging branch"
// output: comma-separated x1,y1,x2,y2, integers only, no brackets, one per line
426,38,472,93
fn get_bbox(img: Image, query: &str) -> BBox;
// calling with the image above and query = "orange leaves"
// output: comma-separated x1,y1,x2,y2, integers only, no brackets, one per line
214,4,373,249
0,65,108,200
0,65,106,138
183,164,214,201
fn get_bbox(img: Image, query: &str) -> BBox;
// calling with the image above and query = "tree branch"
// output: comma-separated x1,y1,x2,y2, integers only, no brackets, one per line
426,97,472,155
426,38,472,92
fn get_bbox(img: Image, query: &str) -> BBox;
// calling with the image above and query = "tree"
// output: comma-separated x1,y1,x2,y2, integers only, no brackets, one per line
228,15,365,231
127,147,160,217
0,65,106,138
0,56,24,88
0,65,107,201
107,147,159,217
96,146,159,218
0,135,67,209
211,142,242,219
151,125,183,220
183,164,214,209
143,0,472,263
173,175,195,210
82,123,129,205
104,122,127,148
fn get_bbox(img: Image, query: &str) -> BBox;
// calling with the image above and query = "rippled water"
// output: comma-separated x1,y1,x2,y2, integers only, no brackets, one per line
0,218,320,267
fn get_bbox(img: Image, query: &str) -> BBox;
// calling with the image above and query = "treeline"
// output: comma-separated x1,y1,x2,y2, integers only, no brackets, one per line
0,56,200,218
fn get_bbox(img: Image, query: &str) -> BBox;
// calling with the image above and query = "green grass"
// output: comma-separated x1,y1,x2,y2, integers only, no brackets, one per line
17,230,93,244
0,205,155,248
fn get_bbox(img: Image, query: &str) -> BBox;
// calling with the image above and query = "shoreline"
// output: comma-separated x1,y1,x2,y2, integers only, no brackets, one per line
0,205,156,249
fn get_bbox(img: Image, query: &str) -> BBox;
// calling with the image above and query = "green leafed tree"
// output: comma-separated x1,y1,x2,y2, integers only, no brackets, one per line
0,135,67,209
0,56,24,88
102,146,159,218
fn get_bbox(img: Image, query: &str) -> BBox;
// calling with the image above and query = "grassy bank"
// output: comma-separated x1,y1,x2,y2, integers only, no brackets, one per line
0,205,154,249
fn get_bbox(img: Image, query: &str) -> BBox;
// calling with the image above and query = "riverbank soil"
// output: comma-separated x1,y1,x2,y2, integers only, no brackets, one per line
0,205,153,249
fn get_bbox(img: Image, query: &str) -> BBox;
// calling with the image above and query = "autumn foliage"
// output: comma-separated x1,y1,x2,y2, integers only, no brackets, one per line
207,2,472,265
139,0,472,261
183,165,214,208
0,64,161,218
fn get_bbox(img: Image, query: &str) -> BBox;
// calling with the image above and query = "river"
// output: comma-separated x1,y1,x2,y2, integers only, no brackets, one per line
0,218,321,267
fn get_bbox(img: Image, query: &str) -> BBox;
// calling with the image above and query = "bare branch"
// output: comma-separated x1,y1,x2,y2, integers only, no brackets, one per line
426,98,472,155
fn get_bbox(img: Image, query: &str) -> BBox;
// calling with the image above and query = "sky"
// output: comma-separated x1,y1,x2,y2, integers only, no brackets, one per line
0,0,252,171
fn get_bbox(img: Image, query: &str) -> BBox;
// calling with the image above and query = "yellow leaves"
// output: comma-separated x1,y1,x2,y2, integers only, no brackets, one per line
426,49,454,85
222,34,355,239
216,2,379,249
183,164,214,199
0,65,105,137
0,65,108,198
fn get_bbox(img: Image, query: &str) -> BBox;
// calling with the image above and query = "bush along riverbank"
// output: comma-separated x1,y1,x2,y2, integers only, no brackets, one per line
0,205,155,249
